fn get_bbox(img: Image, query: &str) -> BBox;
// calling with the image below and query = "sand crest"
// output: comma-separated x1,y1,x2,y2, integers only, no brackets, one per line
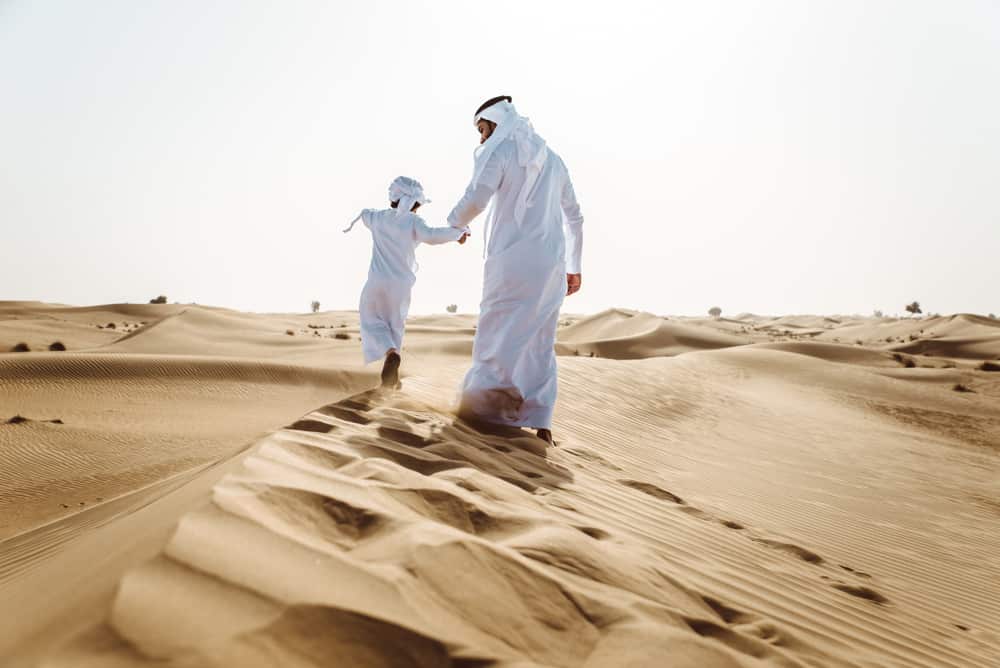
1,303,998,666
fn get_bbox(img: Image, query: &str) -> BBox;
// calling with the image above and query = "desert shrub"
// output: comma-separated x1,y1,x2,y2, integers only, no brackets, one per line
334,332,350,340
149,295,167,304
708,306,722,317
106,322,116,329
855,339,863,345
908,333,919,341
953,383,974,393
311,301,320,313
989,313,996,319
892,353,916,368
978,361,1000,372
49,341,66,351
905,301,922,316
7,415,29,424
873,309,884,318
446,304,458,313
11,342,30,352
285,329,295,336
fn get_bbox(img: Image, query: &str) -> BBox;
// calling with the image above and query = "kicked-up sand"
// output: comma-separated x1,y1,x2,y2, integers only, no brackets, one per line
1,302,998,666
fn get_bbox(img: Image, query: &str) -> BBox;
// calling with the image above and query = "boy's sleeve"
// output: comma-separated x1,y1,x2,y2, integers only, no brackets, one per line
561,168,584,274
360,208,375,229
413,217,467,245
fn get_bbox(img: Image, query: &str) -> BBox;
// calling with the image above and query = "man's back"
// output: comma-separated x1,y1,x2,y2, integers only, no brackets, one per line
479,140,582,269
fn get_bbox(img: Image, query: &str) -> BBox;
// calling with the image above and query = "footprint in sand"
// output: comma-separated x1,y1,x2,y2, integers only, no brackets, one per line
832,583,889,604
619,479,684,504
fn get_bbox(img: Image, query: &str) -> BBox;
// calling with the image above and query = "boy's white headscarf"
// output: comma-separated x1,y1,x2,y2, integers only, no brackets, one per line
472,100,548,228
388,175,430,220
343,176,430,232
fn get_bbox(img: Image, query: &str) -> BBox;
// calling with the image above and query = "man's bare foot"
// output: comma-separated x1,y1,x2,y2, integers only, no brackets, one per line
536,428,553,445
380,351,401,388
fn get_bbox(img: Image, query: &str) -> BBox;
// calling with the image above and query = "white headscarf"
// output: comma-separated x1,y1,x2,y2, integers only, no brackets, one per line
388,175,430,220
472,100,548,227
343,176,431,232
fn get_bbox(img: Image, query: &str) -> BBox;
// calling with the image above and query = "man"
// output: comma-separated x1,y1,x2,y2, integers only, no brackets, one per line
448,95,584,444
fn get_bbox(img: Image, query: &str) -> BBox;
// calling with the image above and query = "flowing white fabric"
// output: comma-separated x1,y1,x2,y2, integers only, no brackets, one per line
471,102,549,251
355,207,466,364
448,110,584,429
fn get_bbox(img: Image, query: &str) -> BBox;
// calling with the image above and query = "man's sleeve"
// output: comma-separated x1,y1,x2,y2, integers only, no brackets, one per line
447,147,506,228
561,170,584,274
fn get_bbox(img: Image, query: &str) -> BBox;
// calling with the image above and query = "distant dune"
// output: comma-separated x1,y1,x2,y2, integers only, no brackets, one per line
1,302,998,667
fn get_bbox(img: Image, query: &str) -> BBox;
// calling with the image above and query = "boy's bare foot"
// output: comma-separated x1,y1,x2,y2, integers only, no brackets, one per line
381,352,401,388
536,428,553,445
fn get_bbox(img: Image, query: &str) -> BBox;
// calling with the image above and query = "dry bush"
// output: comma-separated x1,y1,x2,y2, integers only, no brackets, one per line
953,383,974,393
334,332,350,340
106,323,116,329
446,304,458,313
149,295,167,304
49,342,66,351
892,353,916,368
11,342,30,352
978,361,1000,372
285,329,295,336
708,306,722,317
311,301,320,313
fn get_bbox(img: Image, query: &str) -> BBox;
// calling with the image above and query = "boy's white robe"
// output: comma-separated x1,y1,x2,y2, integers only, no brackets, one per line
358,208,465,364
448,139,584,429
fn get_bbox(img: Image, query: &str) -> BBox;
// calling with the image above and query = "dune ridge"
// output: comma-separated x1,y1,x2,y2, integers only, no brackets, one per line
1,302,998,666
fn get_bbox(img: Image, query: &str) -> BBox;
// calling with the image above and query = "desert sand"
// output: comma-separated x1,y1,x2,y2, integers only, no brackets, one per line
1,302,998,667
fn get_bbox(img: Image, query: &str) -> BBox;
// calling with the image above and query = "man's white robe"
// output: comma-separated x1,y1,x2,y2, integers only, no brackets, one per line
358,208,465,364
448,139,584,429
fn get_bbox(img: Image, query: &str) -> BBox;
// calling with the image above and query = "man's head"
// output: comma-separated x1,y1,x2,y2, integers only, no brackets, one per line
474,95,512,144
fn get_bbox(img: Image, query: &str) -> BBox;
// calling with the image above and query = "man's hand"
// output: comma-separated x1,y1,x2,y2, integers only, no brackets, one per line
458,231,469,245
566,273,582,296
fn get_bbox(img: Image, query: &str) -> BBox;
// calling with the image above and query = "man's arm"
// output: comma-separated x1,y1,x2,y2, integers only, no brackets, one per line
561,170,584,295
447,146,506,229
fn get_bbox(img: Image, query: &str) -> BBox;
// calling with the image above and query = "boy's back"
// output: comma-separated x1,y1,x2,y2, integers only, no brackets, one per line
362,208,465,284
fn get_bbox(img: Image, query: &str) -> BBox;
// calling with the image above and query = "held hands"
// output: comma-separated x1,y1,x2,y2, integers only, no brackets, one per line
566,273,582,296
458,231,470,245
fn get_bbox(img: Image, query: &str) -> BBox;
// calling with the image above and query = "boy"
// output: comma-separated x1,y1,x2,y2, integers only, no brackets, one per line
344,176,468,387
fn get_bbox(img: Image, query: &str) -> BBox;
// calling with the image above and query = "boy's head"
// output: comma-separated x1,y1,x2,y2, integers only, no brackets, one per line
388,176,430,216
390,200,421,213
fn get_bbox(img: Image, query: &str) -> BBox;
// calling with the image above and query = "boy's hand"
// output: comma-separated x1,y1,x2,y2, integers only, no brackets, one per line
458,231,470,245
566,273,582,296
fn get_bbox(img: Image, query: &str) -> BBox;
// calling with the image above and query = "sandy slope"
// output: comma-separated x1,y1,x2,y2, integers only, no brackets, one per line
1,303,999,667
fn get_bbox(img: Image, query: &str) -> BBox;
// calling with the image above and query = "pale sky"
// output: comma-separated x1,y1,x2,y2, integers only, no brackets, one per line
2,1,998,317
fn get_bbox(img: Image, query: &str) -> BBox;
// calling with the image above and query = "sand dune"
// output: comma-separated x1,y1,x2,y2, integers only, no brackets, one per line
556,309,747,359
2,302,999,667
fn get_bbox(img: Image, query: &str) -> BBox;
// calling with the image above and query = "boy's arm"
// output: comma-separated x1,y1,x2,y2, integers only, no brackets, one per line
413,218,469,246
